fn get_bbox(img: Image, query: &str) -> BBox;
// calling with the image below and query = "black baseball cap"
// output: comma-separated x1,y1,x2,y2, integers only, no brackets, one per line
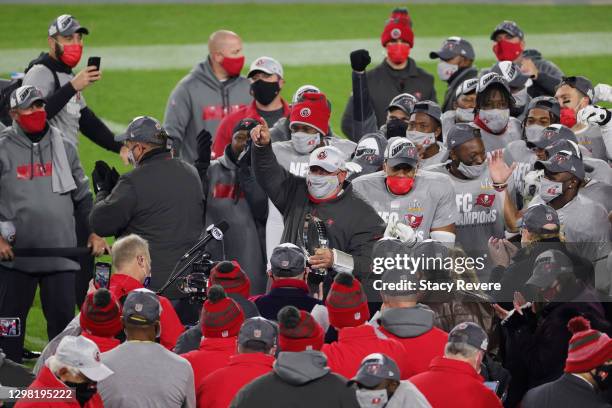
116,116,168,145
238,317,278,348
429,37,475,61
545,139,594,173
9,85,45,110
558,76,595,102
233,117,259,134
448,322,488,351
476,72,513,98
490,20,524,40
387,93,417,115
384,137,419,168
270,243,306,277
534,138,586,180
526,124,577,149
455,78,479,98
527,96,560,119
518,204,560,234
526,250,573,289
446,122,481,150
351,133,387,175
48,14,89,37
122,289,161,326
349,353,400,388
411,100,442,125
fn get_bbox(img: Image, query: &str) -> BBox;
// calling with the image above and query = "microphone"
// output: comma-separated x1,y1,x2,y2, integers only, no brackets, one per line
181,221,229,260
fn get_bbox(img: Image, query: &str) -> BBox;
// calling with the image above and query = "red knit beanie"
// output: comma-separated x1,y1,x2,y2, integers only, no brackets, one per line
209,260,251,299
325,273,370,329
380,8,414,47
278,306,324,352
565,316,612,373
201,285,245,338
80,288,123,338
289,92,331,136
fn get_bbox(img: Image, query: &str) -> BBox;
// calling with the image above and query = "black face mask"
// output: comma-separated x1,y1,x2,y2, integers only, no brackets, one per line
251,80,280,105
593,364,612,391
386,118,408,139
65,381,97,407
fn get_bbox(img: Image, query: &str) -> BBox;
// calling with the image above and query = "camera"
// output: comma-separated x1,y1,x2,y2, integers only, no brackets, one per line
176,252,218,304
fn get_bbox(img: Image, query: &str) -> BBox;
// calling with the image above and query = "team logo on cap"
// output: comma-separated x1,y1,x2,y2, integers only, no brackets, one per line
254,329,262,338
546,213,553,221
542,129,557,140
391,28,402,39
94,351,101,362
317,150,327,160
281,260,289,267
300,108,311,118
135,303,143,312
354,312,361,320
256,59,266,66
552,153,569,164
366,363,383,375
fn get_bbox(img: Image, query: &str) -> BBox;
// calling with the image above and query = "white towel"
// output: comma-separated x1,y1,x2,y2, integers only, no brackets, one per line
50,128,76,194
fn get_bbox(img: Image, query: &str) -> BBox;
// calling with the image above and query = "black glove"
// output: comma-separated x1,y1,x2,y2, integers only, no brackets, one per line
196,128,212,164
350,49,371,72
92,161,119,194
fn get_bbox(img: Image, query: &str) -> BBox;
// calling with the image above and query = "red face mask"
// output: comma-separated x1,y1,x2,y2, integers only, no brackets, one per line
221,55,245,77
59,43,83,68
386,175,414,195
386,42,411,65
560,107,577,128
17,110,47,133
492,39,523,62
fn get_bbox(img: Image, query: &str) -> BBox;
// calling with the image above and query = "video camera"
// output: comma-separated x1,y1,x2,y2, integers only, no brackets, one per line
175,253,219,304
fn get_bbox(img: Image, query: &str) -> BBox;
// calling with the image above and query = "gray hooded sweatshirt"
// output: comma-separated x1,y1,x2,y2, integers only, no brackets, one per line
164,58,252,164
230,351,360,408
0,124,92,272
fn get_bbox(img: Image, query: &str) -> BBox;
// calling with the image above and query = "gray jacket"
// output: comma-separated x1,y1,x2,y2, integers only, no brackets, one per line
205,149,267,294
90,149,204,298
164,58,252,163
0,124,92,272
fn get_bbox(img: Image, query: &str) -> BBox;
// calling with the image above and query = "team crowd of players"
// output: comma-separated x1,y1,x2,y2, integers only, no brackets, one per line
1,7,612,408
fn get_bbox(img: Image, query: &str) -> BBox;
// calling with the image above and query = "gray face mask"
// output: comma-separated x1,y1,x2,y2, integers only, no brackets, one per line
458,161,486,179
524,124,545,143
406,130,436,147
355,388,389,408
456,108,475,123
306,173,339,199
539,177,563,202
292,132,321,155
479,109,510,133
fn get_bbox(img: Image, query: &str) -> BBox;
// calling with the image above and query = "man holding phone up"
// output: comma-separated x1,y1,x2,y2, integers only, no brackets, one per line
22,15,126,307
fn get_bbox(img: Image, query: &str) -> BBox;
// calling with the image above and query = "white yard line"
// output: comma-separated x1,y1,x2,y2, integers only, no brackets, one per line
1,32,611,73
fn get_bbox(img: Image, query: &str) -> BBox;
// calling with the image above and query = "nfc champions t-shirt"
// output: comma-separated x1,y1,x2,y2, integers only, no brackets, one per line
476,117,523,153
427,163,512,273
352,170,458,240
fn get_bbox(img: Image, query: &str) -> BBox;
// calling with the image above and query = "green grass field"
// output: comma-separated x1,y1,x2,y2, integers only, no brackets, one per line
0,2,610,361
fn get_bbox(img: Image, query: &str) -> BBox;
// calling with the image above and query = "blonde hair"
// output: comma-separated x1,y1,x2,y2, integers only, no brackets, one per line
112,234,150,270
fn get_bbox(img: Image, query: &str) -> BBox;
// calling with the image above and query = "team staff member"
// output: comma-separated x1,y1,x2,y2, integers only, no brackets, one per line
89,116,204,324
490,20,563,98
342,8,436,139
212,57,290,158
352,138,457,243
22,14,125,307
0,86,107,363
164,30,252,163
429,37,478,112
250,120,385,284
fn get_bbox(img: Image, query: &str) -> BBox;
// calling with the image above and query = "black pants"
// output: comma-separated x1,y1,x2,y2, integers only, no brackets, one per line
75,218,94,309
0,267,75,363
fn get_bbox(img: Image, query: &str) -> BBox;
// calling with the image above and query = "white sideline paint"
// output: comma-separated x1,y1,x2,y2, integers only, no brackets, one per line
1,32,611,73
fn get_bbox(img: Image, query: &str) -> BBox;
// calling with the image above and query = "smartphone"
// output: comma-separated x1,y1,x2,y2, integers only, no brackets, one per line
484,381,500,393
94,262,111,289
0,317,21,337
87,56,101,71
